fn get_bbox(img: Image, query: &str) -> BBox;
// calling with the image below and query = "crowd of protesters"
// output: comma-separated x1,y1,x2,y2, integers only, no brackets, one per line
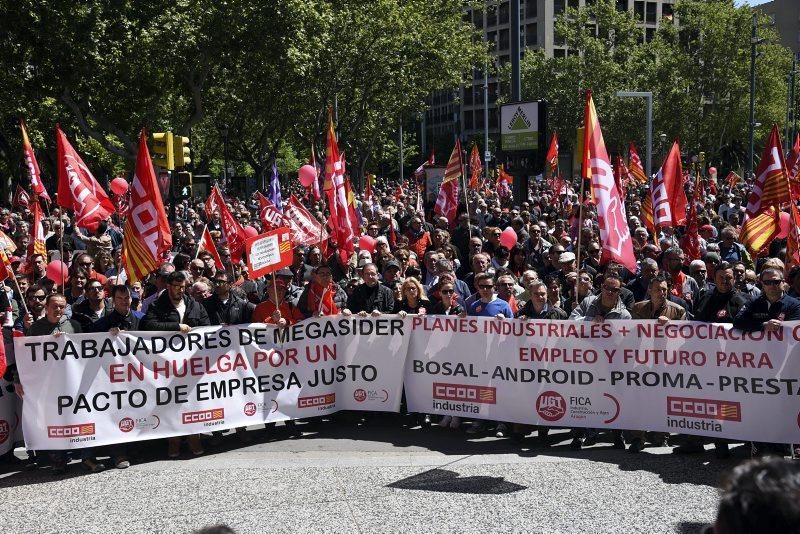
1,167,799,475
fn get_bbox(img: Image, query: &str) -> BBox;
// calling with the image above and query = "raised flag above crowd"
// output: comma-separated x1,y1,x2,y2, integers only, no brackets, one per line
434,139,462,224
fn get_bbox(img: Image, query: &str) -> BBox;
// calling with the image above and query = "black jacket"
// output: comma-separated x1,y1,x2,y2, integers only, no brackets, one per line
141,292,211,331
202,294,254,325
91,310,143,332
515,302,569,320
733,293,800,332
347,283,394,314
72,299,112,332
693,289,748,324
297,283,349,318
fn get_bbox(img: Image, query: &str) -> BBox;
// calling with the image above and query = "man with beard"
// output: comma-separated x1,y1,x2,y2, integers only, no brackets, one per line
71,279,111,331
203,271,254,326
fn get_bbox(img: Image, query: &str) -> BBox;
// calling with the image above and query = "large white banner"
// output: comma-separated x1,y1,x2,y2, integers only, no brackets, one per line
14,317,800,449
405,317,800,444
16,318,408,450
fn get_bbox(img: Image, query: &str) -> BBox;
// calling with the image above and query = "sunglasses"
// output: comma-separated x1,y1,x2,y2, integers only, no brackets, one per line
440,289,455,294
602,286,621,292
87,286,103,292
478,284,494,289
762,279,782,286
31,295,46,301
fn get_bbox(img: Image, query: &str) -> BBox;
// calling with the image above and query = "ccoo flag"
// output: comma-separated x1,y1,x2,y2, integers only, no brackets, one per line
651,141,688,228
122,130,172,284
583,91,637,273
20,120,51,203
55,125,115,231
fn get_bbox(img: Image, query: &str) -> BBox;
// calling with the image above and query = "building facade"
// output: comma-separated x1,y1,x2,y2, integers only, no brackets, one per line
425,0,676,150
757,0,800,56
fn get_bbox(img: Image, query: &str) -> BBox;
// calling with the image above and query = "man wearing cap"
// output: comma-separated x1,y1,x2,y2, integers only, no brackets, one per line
252,268,305,325
203,271,254,325
347,263,393,316
298,264,348,318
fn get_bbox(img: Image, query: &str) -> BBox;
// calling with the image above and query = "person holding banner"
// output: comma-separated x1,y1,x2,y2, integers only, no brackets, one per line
347,263,394,317
202,271,254,326
141,271,210,458
252,268,304,326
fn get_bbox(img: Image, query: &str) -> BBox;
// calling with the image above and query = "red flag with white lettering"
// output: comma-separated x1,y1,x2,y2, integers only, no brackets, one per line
197,225,224,270
55,125,115,231
651,141,688,228
284,194,329,247
20,119,51,203
257,191,287,231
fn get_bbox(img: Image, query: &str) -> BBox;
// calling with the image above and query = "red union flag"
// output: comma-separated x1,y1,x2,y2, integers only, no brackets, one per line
257,191,286,231
197,225,224,270
13,185,30,209
628,142,648,184
284,194,329,247
434,139,462,224
545,132,559,175
746,124,790,218
245,226,293,279
122,130,172,284
219,199,247,264
28,199,47,260
20,120,51,203
55,125,115,231
651,141,688,228
205,185,222,220
787,133,800,198
583,91,637,273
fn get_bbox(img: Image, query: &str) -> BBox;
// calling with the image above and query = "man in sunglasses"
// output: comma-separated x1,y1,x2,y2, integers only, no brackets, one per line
202,271,254,326
17,285,47,333
733,268,800,332
71,279,111,331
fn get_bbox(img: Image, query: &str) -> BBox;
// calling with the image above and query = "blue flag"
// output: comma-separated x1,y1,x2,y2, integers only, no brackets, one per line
269,162,283,212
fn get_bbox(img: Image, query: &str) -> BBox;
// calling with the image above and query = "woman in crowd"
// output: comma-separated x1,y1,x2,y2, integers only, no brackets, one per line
394,277,430,316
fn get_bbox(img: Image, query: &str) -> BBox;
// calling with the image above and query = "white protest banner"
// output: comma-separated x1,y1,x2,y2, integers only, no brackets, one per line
405,317,800,444
15,318,408,450
0,376,19,455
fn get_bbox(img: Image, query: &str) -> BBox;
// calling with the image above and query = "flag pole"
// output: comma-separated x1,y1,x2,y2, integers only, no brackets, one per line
574,177,587,275
195,224,207,259
460,143,472,229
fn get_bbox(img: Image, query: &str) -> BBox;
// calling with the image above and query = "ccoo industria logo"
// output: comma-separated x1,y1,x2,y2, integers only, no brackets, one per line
432,383,496,404
667,397,741,422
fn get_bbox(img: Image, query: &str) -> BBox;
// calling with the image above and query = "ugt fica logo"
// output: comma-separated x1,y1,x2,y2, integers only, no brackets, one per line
536,391,566,422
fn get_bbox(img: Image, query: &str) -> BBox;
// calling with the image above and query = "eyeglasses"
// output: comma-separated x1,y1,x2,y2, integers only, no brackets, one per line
31,295,46,301
170,284,186,289
762,279,782,286
213,279,229,285
87,286,103,292
440,289,454,294
602,286,621,293
80,262,93,267
478,284,494,289
498,282,514,286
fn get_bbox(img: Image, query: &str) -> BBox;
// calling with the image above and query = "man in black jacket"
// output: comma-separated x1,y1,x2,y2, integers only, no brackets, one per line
202,271,254,325
347,263,394,316
91,285,143,333
141,271,210,458
142,271,211,332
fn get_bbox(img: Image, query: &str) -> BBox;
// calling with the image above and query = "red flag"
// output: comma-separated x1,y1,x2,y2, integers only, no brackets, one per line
55,125,115,231
726,171,742,190
393,184,404,201
257,191,287,231
613,155,627,200
414,151,435,179
681,199,701,262
364,174,374,202
545,133,559,175
122,130,172,284
434,140,462,224
28,199,46,260
324,111,354,257
584,91,637,273
641,189,656,237
388,211,397,247
205,185,222,220
787,134,800,198
740,206,781,256
496,165,513,199
746,124,791,218
197,225,224,270
785,203,800,275
308,144,322,202
344,177,361,236
284,194,329,247
218,195,247,263
651,141,688,228
469,144,482,190
13,185,30,209
628,143,648,184
20,119,51,203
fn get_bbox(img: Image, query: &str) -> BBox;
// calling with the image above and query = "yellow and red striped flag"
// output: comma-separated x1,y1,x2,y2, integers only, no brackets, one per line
28,199,47,260
785,203,800,276
469,144,482,190
122,130,172,285
740,206,780,256
628,143,648,184
641,189,655,237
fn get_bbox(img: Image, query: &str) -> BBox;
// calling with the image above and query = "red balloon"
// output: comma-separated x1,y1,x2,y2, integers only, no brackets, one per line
777,211,791,239
110,177,129,196
46,260,69,284
358,235,376,253
708,167,717,176
499,227,518,249
243,226,259,238
298,165,317,188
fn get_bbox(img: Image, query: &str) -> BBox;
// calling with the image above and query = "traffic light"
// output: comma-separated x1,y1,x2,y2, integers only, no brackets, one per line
175,171,192,198
173,135,191,168
152,132,174,170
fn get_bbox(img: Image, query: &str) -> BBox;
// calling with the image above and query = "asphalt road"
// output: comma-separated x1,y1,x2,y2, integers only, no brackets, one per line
0,419,736,534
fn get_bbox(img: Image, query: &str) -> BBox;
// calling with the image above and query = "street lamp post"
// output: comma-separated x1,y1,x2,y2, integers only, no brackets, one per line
616,91,653,177
748,13,765,180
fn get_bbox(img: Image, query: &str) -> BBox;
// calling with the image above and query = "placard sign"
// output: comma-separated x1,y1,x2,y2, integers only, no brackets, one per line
245,226,293,278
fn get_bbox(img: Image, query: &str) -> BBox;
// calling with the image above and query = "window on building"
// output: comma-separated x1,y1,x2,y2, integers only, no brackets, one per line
499,2,510,25
526,23,538,46
634,1,644,21
568,0,579,9
662,3,674,19
498,54,510,67
487,31,497,51
645,27,655,42
475,84,484,105
487,5,497,27
464,10,472,25
475,110,484,130
464,111,474,130
499,29,510,51
554,27,566,46
489,112,498,130
646,2,657,24
616,0,628,11
554,0,565,16
474,10,483,29
525,0,537,19
489,82,498,104
568,49,580,57
554,48,567,58
464,87,473,106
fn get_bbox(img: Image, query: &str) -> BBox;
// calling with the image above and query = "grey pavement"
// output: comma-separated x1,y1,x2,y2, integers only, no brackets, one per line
0,421,734,534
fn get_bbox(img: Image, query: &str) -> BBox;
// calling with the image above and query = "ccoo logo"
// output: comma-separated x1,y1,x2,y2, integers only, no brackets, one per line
536,391,566,422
